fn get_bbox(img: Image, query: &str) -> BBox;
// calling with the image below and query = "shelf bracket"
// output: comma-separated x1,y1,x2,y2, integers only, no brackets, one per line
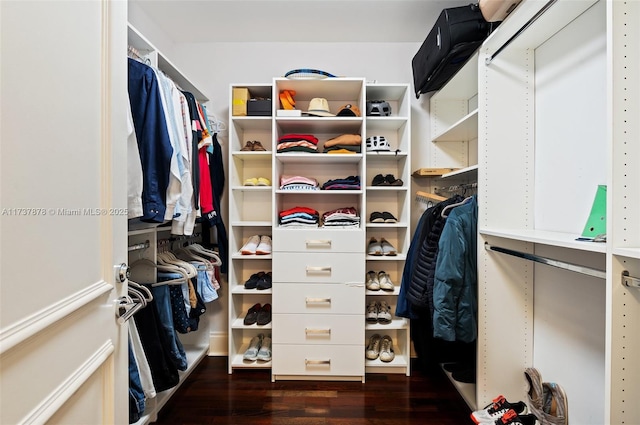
622,271,640,289
484,242,606,279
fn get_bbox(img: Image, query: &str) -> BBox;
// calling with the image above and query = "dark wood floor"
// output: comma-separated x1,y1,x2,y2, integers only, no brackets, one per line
153,357,475,425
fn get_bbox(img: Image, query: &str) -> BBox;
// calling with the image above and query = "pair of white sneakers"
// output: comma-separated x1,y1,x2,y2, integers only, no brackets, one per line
243,333,272,362
241,235,272,255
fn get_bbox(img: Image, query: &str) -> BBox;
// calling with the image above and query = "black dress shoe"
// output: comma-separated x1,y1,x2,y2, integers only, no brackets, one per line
256,303,272,325
244,272,265,289
256,272,272,290
243,303,261,325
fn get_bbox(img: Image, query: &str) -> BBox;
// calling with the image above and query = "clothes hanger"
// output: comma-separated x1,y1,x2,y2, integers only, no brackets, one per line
187,244,222,266
174,247,211,270
128,280,153,303
157,252,198,278
129,258,189,285
441,195,474,218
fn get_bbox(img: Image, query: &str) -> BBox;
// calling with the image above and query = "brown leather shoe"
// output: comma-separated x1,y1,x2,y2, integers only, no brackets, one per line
252,140,267,151
240,141,254,151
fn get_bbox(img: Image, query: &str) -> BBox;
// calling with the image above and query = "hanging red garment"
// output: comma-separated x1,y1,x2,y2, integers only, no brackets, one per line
198,148,214,214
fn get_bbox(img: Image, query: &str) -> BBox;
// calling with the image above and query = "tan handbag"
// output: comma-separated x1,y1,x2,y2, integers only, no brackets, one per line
478,0,522,22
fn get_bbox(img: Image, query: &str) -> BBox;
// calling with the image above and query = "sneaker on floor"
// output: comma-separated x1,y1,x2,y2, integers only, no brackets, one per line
366,301,379,323
256,334,272,361
365,334,381,360
255,235,272,255
380,238,397,256
240,235,261,255
377,300,392,324
243,333,264,361
367,237,383,256
379,335,395,362
471,395,528,424
366,270,380,291
377,271,394,291
493,409,539,425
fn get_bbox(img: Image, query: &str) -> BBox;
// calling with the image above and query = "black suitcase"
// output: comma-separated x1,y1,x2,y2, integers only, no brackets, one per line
412,3,494,98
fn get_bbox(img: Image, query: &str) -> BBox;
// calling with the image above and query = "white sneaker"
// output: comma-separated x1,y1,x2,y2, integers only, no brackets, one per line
366,301,379,323
255,235,272,255
366,270,380,291
379,335,395,362
256,334,272,362
365,334,381,360
380,238,397,256
377,271,394,291
241,235,260,255
377,300,392,324
367,237,382,256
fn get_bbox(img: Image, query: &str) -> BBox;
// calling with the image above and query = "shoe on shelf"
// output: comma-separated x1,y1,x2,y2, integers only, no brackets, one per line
243,333,264,361
256,334,272,361
366,301,379,323
368,237,383,256
256,303,272,326
384,174,403,186
243,303,261,325
366,270,380,291
524,368,544,413
244,271,265,289
244,177,258,186
379,335,395,362
377,271,394,291
492,409,540,425
377,300,392,324
255,235,272,255
380,238,397,256
371,174,387,186
256,271,272,290
471,395,528,424
251,140,267,151
240,141,254,151
369,211,385,223
257,177,271,186
382,211,397,223
240,235,261,255
365,334,381,360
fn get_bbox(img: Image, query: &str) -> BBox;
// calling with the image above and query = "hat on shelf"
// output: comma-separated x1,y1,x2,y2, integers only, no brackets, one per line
303,98,335,117
337,104,361,117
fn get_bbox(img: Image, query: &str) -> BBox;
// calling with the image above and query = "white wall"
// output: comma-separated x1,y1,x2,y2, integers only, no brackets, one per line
128,3,434,354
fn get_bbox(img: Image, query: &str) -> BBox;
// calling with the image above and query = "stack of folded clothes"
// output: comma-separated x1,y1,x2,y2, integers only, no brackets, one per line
322,134,362,154
279,206,319,228
321,175,361,190
322,207,360,228
279,174,320,191
277,133,319,153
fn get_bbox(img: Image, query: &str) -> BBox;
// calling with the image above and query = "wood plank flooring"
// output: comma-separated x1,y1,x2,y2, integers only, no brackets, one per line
152,357,475,424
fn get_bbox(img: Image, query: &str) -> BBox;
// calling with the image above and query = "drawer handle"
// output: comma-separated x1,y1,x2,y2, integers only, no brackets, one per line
305,297,331,304
305,328,331,335
305,359,331,365
306,266,332,274
306,239,332,247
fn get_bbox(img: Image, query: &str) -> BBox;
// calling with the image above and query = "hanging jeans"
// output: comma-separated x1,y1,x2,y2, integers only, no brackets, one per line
128,337,145,423
153,274,188,370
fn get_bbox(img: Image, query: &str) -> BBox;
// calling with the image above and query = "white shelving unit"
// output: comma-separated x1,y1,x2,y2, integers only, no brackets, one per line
227,84,274,373
127,23,212,424
477,0,640,423
365,83,412,376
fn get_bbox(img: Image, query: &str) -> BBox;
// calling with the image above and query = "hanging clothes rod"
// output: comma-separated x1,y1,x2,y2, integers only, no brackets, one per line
484,242,606,279
485,0,557,65
622,271,640,289
436,182,478,193
128,240,150,252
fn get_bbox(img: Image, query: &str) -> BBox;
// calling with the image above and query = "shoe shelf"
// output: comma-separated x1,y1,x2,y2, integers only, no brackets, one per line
228,83,275,374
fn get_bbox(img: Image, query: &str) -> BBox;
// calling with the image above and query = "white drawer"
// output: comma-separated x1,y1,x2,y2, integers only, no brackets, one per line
272,344,364,377
272,314,364,345
273,252,364,283
273,228,364,253
272,282,364,314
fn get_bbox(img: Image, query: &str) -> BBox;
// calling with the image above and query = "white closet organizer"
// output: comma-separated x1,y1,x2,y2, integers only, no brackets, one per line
365,84,412,376
478,0,640,423
227,83,274,373
127,23,211,425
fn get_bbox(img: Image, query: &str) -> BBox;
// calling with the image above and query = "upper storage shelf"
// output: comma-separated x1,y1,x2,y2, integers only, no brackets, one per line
128,23,208,102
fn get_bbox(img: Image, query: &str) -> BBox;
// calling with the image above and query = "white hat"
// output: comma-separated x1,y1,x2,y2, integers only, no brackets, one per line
303,98,335,117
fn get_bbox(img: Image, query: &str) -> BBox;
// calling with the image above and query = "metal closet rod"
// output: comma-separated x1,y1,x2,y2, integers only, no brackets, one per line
128,240,150,252
484,242,606,279
485,0,558,65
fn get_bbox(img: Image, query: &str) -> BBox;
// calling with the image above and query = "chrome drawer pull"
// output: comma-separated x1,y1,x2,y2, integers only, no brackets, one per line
306,239,332,247
305,297,331,304
305,328,331,335
306,266,332,273
305,359,331,365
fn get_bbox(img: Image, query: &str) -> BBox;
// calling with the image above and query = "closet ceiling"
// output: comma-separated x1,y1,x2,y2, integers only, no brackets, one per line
131,0,472,43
